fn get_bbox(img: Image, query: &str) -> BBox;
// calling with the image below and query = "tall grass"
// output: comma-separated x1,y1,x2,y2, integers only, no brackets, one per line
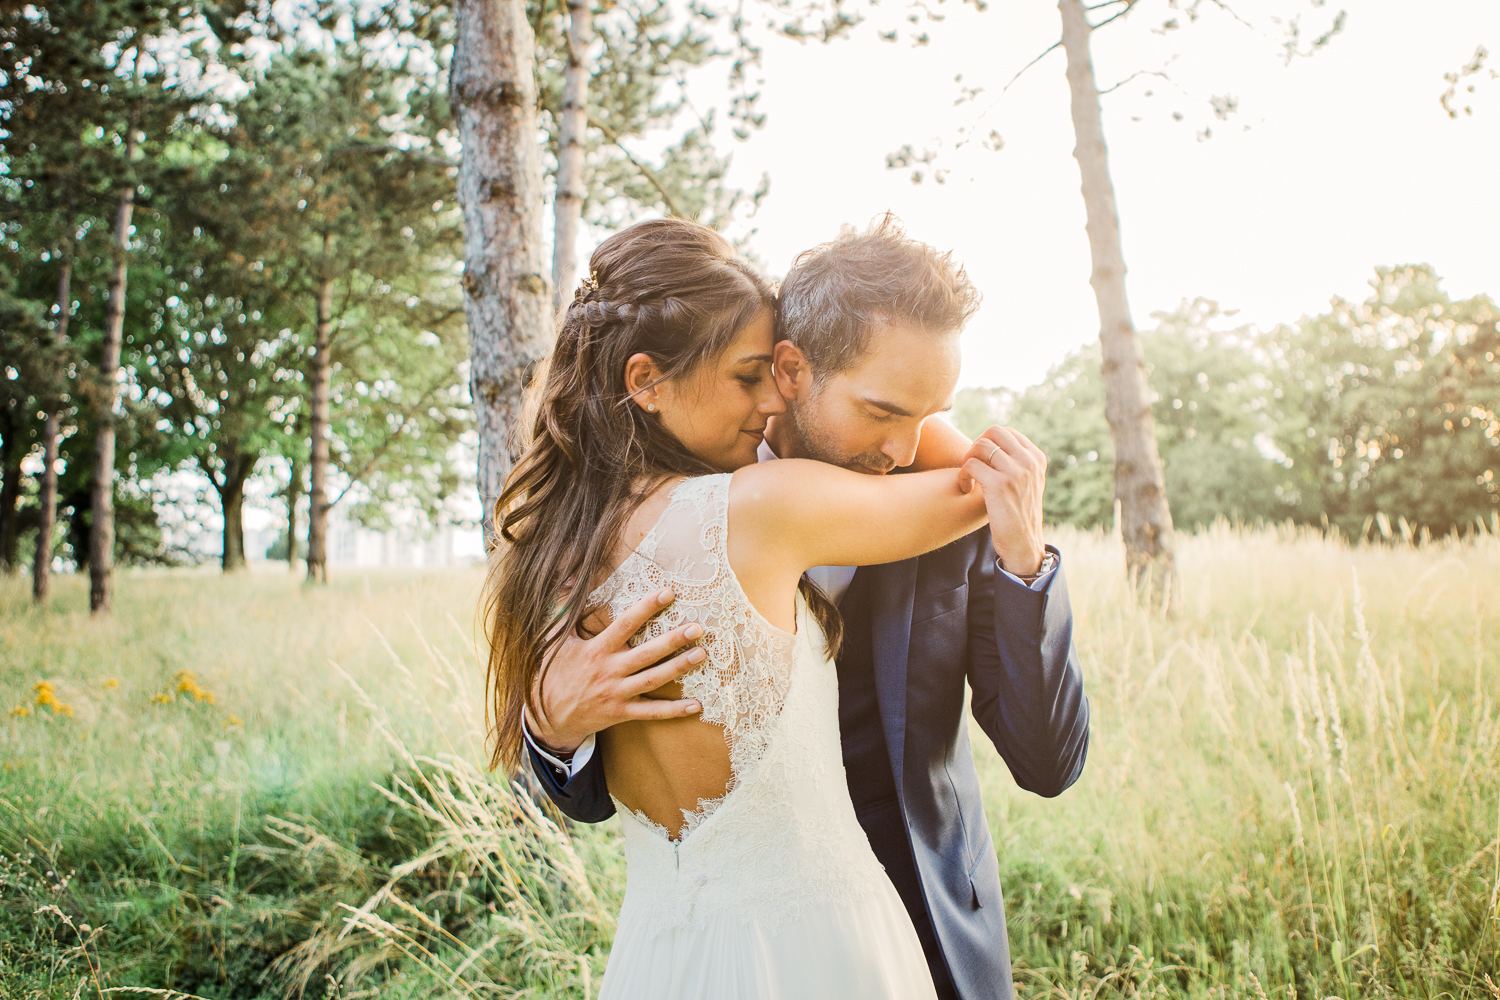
974,520,1500,998
1,523,1497,999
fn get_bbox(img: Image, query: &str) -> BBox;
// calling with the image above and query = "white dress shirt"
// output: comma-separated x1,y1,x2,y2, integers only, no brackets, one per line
525,436,1056,779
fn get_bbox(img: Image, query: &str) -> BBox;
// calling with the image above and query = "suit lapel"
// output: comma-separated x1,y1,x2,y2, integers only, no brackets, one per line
867,557,918,796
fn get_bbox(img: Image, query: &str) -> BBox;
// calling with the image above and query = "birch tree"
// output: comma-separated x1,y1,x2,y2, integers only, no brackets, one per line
1058,0,1175,596
89,117,137,610
450,0,552,541
31,207,73,600
892,0,1345,602
551,0,591,311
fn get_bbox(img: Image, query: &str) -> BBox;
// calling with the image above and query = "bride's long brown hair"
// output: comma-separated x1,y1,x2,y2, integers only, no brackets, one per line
482,218,839,771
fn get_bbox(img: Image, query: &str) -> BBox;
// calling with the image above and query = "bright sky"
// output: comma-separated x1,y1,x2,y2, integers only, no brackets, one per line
666,0,1500,390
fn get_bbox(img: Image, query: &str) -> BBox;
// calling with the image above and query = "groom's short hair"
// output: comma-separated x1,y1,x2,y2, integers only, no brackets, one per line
777,214,980,382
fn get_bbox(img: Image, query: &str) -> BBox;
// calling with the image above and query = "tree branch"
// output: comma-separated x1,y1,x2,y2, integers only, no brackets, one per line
1097,67,1172,96
1205,0,1255,31
587,114,687,219
997,40,1063,99
1088,0,1139,33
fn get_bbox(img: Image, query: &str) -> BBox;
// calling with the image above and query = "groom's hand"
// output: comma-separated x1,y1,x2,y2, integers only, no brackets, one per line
529,588,706,756
959,426,1048,576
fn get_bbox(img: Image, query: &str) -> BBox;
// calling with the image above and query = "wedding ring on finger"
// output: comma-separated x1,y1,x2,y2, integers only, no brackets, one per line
984,441,1001,467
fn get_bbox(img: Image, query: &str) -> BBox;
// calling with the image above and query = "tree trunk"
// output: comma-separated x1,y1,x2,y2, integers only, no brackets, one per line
551,0,592,314
0,427,18,573
305,274,333,583
1058,0,1176,603
218,454,254,572
451,0,553,544
90,129,137,613
34,221,73,603
286,455,301,571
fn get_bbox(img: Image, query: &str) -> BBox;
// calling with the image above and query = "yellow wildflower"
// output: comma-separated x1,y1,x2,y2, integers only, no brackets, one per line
225,715,245,728
33,682,73,717
9,705,31,718
151,692,175,705
102,678,120,691
174,670,215,703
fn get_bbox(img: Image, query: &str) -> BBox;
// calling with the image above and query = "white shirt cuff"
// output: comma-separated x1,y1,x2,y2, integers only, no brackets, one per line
998,565,1057,593
522,721,597,780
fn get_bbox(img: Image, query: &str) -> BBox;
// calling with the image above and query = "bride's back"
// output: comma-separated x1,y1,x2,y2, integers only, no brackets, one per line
591,475,797,840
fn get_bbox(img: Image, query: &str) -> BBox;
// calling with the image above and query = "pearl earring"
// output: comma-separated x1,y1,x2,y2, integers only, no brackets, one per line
646,403,656,412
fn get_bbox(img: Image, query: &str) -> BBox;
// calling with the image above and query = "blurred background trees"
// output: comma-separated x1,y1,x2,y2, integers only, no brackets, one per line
956,267,1500,538
0,0,769,600
2,0,1496,608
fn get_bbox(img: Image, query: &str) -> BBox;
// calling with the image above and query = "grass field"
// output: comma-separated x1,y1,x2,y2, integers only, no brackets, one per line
1,524,1497,999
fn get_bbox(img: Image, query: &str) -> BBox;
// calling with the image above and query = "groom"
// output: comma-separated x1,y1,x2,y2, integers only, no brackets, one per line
523,218,1090,1000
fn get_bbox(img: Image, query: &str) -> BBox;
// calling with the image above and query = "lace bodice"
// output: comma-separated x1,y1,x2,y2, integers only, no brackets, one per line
589,474,892,941
589,474,794,837
589,474,933,992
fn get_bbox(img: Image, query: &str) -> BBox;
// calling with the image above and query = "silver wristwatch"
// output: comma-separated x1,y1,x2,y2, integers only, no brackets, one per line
1002,550,1056,585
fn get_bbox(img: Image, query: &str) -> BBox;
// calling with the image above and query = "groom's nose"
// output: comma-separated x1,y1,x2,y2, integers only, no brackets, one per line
884,425,922,469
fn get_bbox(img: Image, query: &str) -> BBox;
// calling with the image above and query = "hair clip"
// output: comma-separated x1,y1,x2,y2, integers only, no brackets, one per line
575,272,599,300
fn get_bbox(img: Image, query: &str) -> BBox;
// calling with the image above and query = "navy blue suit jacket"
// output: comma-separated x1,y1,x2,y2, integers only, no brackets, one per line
529,528,1090,1000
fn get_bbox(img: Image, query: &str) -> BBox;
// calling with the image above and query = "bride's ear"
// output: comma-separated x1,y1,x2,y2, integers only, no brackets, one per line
624,352,665,414
772,341,811,400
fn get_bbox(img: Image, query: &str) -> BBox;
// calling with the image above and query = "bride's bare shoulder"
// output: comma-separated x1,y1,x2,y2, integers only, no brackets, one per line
728,460,860,542
730,458,845,495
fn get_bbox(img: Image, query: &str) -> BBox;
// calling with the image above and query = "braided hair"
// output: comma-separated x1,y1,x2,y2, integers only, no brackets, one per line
482,218,839,772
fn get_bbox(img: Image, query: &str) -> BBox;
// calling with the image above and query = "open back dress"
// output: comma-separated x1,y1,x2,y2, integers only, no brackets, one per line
591,474,938,1000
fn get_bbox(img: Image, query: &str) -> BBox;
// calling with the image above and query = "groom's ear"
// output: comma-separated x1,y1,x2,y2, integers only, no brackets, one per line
772,341,813,400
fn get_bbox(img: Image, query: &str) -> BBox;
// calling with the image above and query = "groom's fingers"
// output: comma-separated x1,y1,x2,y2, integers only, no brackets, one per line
599,587,676,648
623,621,704,674
962,457,1004,494
622,646,709,700
979,426,1029,464
1006,427,1048,466
622,694,703,721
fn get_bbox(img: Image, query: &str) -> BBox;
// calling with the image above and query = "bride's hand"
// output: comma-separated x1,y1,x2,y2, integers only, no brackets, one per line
958,426,1048,576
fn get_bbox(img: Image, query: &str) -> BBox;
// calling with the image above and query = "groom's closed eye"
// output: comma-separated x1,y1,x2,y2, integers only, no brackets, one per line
861,397,914,420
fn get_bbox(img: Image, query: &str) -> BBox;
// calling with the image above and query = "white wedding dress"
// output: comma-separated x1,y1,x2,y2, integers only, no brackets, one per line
591,474,938,1000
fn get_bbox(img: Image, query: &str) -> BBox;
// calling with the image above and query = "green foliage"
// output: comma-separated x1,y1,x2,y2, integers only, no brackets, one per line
4,0,778,574
959,270,1500,536
1264,265,1500,538
141,42,471,542
957,305,1290,531
0,0,210,569
2,6,476,569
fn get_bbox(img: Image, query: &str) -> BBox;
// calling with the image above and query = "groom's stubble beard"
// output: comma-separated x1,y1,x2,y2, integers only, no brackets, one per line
785,388,897,476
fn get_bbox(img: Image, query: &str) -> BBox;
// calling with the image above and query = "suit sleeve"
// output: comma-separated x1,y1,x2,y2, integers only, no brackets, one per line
965,541,1090,798
526,738,617,823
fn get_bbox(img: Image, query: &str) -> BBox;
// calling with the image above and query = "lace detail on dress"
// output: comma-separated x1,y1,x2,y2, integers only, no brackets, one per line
587,475,897,945
589,475,795,840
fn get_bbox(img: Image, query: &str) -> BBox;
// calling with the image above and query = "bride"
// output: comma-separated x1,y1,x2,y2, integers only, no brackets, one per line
483,218,999,998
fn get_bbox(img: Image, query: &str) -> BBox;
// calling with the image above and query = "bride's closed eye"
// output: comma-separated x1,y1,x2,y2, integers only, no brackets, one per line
735,362,774,388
